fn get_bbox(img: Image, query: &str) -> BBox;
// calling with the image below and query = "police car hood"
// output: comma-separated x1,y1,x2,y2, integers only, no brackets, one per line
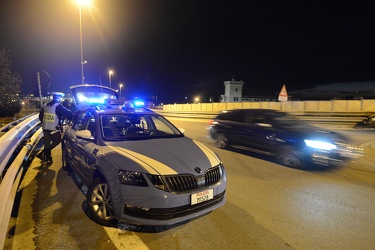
105,137,220,175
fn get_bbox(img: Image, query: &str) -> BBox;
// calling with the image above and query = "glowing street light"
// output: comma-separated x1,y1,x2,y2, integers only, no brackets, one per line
108,70,114,88
119,83,123,98
76,0,91,84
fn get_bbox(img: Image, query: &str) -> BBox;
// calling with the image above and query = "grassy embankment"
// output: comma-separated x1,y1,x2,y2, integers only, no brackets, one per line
0,107,38,127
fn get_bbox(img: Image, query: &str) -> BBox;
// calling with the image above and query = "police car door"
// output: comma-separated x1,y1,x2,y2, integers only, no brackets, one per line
71,112,97,183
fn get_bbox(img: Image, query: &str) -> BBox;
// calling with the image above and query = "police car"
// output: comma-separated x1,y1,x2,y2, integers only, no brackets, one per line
62,84,226,226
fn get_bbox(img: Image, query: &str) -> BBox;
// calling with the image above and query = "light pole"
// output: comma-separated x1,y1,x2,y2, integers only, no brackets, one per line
79,3,84,84
119,83,123,98
108,70,113,88
77,0,91,84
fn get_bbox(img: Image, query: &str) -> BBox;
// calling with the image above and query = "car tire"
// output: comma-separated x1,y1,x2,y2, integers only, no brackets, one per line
87,177,118,227
216,133,229,149
277,146,302,168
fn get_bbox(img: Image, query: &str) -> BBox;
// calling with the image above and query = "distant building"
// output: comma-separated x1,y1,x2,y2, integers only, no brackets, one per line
220,78,277,102
220,78,244,102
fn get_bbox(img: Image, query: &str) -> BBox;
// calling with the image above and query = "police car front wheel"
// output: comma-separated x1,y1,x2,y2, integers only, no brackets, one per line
87,177,118,227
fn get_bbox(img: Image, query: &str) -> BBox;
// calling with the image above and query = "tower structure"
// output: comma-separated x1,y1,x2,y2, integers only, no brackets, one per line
221,78,244,102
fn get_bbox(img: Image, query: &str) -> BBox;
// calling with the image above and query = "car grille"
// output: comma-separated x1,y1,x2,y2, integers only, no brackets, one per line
122,191,225,220
335,142,362,151
164,165,223,193
334,142,364,157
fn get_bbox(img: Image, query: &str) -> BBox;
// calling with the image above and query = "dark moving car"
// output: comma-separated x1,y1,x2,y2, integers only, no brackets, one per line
209,109,362,168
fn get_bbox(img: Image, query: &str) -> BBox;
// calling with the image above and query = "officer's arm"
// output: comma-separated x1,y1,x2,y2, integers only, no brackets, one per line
56,104,73,120
39,107,44,122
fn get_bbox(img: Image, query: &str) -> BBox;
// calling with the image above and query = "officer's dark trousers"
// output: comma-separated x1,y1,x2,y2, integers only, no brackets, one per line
42,130,61,160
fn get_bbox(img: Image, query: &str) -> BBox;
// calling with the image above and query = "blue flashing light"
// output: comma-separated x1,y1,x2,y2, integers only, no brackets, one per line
77,93,106,104
134,101,145,107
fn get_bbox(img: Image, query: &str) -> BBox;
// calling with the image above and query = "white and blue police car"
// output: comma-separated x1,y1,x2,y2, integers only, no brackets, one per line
62,84,226,226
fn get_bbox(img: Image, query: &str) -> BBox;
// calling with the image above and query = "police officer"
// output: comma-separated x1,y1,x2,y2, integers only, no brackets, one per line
37,92,73,164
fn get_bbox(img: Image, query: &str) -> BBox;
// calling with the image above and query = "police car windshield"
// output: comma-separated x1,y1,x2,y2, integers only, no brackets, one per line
100,114,183,141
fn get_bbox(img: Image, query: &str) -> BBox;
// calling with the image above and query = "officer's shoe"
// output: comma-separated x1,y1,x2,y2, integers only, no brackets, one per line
41,158,53,165
36,152,45,161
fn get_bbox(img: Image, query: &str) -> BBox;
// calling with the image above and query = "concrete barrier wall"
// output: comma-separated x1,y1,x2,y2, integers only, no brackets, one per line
162,100,375,113
362,100,375,112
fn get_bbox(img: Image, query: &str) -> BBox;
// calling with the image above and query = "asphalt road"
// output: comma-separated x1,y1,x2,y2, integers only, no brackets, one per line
4,119,375,250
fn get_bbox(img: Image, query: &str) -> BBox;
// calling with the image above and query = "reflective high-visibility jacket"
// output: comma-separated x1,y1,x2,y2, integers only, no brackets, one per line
42,102,60,130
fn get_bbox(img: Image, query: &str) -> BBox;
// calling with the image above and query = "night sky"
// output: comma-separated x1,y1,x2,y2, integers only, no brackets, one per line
1,0,375,103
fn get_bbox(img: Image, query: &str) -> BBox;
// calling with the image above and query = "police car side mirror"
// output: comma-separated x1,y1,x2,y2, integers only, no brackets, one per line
76,130,93,140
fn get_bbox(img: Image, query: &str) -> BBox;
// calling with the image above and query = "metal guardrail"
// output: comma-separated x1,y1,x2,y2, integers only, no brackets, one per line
0,113,38,134
0,114,41,177
0,114,42,249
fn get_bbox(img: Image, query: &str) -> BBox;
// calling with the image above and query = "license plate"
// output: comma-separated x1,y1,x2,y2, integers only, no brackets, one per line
191,189,214,205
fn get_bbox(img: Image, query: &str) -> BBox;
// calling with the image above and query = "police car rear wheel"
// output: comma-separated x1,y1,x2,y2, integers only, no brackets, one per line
87,177,118,227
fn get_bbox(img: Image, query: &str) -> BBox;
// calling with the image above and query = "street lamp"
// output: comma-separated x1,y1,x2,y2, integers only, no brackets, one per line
77,0,91,85
119,83,123,98
108,70,114,88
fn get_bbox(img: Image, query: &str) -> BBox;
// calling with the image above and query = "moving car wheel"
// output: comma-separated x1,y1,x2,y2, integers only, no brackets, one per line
277,146,302,168
216,133,228,149
87,177,118,227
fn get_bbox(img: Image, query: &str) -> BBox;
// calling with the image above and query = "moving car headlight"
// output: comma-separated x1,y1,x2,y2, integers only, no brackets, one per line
304,140,337,150
118,170,148,186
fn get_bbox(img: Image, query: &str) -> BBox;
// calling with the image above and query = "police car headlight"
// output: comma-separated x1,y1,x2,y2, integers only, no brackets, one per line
304,140,337,150
118,170,148,186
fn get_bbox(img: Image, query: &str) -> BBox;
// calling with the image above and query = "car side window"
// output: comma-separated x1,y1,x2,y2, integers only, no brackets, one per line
73,112,86,131
252,114,272,127
87,117,96,138
244,113,253,124
73,112,94,132
253,115,266,124
219,112,245,123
